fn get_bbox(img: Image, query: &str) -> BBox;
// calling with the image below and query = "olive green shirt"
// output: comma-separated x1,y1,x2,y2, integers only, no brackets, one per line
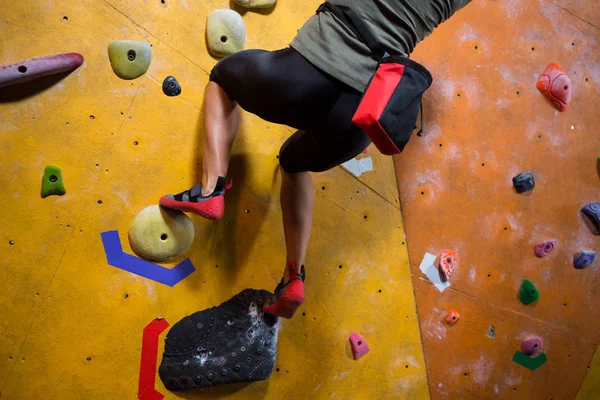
291,0,471,92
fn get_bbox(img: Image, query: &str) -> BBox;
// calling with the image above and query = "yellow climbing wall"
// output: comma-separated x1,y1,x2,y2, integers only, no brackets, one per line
0,0,428,399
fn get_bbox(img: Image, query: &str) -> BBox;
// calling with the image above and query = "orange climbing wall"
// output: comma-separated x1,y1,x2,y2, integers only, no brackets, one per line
394,0,600,398
0,0,428,399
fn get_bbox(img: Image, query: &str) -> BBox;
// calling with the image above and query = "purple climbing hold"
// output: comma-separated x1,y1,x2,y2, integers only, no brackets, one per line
521,337,543,357
581,203,600,235
535,240,556,258
574,251,597,269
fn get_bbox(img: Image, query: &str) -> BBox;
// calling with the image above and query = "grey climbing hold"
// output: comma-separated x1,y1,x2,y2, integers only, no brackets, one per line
574,250,596,269
513,172,535,194
206,9,246,58
162,76,181,97
485,325,496,339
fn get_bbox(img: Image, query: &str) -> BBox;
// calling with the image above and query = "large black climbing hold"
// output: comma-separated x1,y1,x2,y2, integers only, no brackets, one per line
512,172,535,194
158,289,279,391
162,76,181,97
581,203,600,235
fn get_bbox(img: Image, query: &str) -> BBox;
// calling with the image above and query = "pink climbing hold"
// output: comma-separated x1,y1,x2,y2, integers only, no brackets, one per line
535,240,556,258
0,53,84,89
349,332,370,360
521,337,543,357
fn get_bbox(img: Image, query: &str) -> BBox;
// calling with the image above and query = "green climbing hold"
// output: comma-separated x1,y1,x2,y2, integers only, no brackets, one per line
107,40,152,80
512,351,547,371
519,279,540,304
41,165,66,198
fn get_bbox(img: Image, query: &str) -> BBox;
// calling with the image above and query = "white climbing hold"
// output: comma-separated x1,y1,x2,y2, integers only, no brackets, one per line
341,157,373,177
206,9,246,58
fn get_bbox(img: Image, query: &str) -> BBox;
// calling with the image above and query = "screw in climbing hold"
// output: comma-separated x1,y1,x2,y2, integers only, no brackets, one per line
519,279,540,304
512,172,535,194
41,165,66,198
574,250,597,269
446,310,460,325
162,76,182,97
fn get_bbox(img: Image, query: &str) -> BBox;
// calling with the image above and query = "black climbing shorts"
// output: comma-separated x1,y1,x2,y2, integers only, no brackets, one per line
209,48,370,173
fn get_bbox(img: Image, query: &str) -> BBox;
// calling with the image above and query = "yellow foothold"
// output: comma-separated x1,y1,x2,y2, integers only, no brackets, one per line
234,0,276,8
128,205,194,262
107,40,152,80
206,10,246,58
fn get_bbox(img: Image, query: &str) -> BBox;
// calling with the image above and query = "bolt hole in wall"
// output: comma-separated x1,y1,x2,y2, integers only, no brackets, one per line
63,16,68,21
17,65,27,73
89,115,95,120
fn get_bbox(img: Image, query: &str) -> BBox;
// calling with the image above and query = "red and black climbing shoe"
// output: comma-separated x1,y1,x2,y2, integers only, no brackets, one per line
263,262,305,319
159,176,232,220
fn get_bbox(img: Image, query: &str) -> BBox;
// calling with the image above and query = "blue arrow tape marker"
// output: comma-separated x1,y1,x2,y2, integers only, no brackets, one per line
101,230,195,287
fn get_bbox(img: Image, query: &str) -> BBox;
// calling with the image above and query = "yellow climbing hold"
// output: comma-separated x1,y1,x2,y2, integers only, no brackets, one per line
107,40,152,80
234,0,276,9
128,205,194,262
206,9,246,58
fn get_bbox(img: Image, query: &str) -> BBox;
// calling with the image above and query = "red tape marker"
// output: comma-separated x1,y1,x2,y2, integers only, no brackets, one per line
138,318,169,400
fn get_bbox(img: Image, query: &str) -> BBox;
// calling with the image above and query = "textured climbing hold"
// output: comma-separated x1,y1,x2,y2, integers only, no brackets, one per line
206,10,246,58
521,337,543,357
162,76,181,97
439,250,458,281
107,40,151,80
574,251,597,269
581,203,600,235
128,205,194,262
0,53,83,89
519,279,540,304
41,165,66,198
536,63,571,112
349,332,370,360
486,325,496,339
535,240,556,258
512,351,547,371
446,310,460,325
233,0,276,8
158,289,279,389
513,172,535,194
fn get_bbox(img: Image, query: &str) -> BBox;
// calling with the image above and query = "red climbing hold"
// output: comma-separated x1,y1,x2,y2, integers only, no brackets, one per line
439,250,458,281
349,332,370,360
446,310,460,325
536,63,571,112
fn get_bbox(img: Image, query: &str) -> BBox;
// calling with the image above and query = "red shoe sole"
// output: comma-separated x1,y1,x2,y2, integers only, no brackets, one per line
159,195,224,220
263,280,304,319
